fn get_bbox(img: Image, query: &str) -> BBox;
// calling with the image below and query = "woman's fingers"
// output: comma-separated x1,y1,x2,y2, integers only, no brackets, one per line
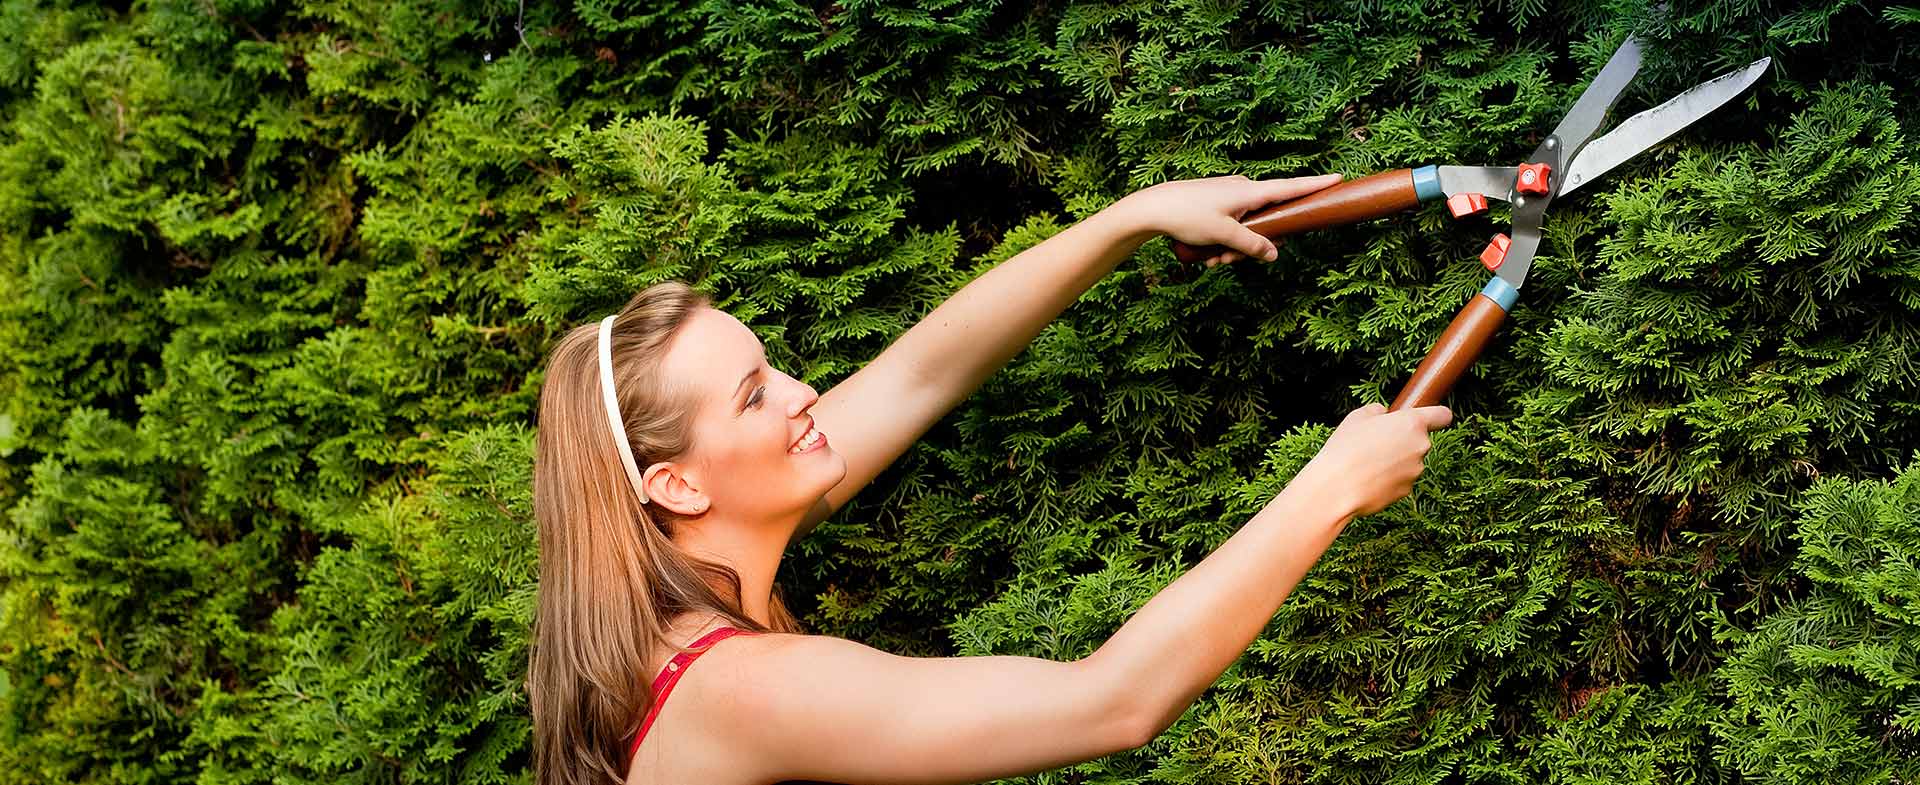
1225,223,1280,263
1225,173,1341,214
1204,250,1243,267
1252,172,1343,209
1203,238,1293,268
1181,173,1339,269
1212,175,1336,265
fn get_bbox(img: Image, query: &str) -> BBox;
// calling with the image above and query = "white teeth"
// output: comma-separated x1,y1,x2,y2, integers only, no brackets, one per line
790,425,822,453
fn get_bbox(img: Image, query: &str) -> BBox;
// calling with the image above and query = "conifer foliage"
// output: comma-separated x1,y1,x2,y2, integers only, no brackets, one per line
2,1,1916,782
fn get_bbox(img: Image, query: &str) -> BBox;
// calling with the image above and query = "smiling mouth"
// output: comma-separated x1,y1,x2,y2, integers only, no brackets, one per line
789,421,825,454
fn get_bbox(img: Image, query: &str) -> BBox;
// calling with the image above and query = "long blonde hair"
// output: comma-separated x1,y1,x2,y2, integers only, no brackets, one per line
529,281,805,785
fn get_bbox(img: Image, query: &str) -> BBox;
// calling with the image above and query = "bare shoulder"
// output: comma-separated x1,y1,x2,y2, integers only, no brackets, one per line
669,630,881,731
635,631,865,783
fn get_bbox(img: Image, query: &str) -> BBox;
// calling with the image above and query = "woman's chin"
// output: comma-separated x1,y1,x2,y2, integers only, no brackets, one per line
810,451,850,494
821,450,849,483
771,451,848,512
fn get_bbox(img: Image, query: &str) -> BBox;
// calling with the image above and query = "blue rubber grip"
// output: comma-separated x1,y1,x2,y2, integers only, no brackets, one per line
1411,165,1442,202
1479,277,1518,311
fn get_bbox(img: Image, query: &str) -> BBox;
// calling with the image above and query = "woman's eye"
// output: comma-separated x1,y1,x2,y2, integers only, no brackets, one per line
747,386,766,409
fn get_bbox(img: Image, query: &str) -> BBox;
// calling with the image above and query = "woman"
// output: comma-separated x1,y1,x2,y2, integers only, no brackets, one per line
529,173,1454,785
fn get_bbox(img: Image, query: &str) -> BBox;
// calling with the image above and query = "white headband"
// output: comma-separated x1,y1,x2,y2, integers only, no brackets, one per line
597,314,651,505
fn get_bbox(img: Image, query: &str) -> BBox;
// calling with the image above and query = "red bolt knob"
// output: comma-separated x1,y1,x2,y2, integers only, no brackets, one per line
1516,163,1552,195
1480,233,1512,271
1447,192,1489,219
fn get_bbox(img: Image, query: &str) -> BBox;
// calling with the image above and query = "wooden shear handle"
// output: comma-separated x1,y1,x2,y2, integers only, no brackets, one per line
1390,292,1508,411
1170,169,1422,264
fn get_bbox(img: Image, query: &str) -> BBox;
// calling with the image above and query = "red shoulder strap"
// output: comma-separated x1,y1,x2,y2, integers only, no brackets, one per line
626,626,757,767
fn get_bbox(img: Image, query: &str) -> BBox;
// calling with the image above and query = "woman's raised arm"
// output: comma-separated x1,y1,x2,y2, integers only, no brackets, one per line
799,174,1344,535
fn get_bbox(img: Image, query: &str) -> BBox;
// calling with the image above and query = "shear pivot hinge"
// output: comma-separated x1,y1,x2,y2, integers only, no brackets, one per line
1516,163,1552,195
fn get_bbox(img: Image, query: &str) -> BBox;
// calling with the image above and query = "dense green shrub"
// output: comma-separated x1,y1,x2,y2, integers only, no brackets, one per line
2,1,1916,782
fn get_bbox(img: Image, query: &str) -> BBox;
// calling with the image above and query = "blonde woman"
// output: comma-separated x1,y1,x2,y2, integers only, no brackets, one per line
529,173,1454,785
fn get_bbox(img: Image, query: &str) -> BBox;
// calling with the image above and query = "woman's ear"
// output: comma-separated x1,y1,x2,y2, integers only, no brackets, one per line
641,461,710,516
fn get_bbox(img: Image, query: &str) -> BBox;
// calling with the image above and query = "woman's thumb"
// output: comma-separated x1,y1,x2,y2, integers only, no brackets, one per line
1412,405,1453,431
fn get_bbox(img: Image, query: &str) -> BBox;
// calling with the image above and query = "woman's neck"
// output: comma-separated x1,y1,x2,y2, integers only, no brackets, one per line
670,513,791,628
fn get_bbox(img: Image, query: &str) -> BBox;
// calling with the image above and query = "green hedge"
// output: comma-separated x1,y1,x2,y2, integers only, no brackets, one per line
3,1,1917,782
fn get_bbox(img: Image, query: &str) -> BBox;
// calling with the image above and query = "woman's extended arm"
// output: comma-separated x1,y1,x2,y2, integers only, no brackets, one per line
691,403,1450,785
801,174,1344,534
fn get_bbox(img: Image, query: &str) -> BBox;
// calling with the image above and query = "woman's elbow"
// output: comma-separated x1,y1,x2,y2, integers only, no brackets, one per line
1071,656,1166,753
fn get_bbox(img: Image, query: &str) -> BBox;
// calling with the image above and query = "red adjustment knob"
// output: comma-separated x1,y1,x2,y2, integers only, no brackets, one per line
1515,163,1551,195
1480,233,1511,271
1447,192,1488,218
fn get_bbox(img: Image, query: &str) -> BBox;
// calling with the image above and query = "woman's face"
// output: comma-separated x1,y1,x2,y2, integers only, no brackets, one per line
654,306,847,523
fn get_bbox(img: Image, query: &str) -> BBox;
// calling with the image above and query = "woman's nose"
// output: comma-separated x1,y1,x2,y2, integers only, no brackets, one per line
786,381,820,418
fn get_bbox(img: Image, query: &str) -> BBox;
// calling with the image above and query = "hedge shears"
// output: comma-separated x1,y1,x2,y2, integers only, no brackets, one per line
1173,37,1770,410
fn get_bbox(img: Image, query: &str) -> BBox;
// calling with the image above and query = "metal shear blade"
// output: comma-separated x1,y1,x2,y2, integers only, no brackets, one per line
1434,35,1770,292
1560,56,1773,196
